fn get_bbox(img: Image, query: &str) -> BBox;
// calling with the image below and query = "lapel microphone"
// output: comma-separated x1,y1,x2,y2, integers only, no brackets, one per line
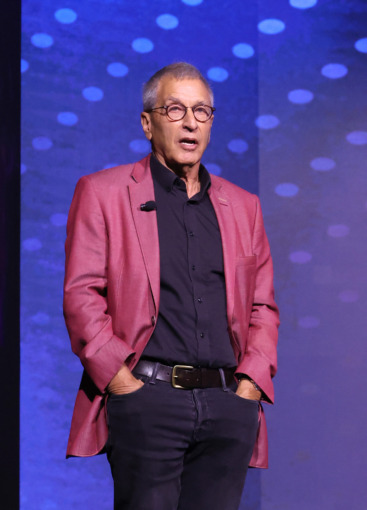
140,201,157,212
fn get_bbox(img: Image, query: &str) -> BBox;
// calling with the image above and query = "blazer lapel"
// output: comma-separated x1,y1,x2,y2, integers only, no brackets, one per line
128,156,160,312
208,182,236,324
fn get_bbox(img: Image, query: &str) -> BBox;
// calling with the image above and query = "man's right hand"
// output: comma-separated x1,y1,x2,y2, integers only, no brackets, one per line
107,363,144,395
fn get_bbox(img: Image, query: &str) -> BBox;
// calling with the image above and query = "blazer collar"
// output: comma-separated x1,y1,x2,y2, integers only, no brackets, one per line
128,154,160,312
208,182,236,322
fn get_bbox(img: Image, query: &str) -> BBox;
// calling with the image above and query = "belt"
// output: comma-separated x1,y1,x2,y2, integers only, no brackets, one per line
133,360,235,389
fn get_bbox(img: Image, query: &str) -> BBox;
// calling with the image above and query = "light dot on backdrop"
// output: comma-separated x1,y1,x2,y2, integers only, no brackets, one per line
327,224,350,237
355,37,367,53
232,43,255,59
310,157,335,171
346,131,367,145
288,89,314,104
227,139,248,154
57,112,78,126
50,213,68,227
289,250,312,264
21,59,29,73
32,136,53,151
256,115,280,129
338,290,359,303
23,238,42,251
31,33,54,48
298,316,320,328
107,62,129,77
205,163,222,175
129,139,151,153
181,0,203,5
290,0,318,9
82,86,104,101
321,63,348,79
258,19,285,35
156,14,179,29
275,183,299,197
207,67,229,82
132,38,154,53
31,312,50,325
21,163,27,174
54,8,77,24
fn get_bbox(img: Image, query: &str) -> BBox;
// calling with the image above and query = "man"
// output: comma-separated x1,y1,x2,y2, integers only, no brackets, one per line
64,62,279,510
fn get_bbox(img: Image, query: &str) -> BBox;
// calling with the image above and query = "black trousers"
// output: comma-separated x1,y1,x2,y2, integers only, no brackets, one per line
106,367,259,510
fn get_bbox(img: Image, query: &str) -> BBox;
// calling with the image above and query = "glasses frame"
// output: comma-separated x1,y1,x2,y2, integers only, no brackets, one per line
147,103,216,123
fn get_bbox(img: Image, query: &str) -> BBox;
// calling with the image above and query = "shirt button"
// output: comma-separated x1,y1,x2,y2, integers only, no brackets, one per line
197,298,202,303
200,332,205,338
192,265,196,270
151,315,156,326
188,231,194,237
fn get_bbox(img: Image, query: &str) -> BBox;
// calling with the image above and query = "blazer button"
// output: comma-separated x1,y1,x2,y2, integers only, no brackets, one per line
151,315,156,326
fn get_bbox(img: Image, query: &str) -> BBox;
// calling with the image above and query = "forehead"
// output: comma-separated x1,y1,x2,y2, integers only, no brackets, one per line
156,76,212,106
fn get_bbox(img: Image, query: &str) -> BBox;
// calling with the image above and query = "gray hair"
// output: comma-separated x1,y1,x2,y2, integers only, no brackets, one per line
143,62,214,111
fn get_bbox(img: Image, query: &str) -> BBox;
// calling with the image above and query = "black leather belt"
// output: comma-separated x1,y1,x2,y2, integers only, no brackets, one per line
133,360,235,389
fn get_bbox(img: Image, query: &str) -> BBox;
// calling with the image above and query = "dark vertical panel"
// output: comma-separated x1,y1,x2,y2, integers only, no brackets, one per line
0,0,21,507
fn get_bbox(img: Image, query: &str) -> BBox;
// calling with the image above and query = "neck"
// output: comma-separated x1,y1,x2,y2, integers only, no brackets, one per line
153,153,201,198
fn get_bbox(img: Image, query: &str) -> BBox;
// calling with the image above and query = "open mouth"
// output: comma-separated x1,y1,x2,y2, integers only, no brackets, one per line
179,138,198,149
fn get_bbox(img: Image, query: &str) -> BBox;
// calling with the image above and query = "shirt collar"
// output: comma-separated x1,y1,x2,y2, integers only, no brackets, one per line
150,153,211,197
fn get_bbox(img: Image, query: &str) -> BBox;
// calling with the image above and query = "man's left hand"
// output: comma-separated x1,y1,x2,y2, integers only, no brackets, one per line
236,378,261,401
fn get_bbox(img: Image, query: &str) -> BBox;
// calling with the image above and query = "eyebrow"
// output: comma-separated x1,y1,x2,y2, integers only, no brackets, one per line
165,96,208,106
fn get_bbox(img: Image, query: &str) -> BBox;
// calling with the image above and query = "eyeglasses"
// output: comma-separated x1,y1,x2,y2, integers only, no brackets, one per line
147,103,215,122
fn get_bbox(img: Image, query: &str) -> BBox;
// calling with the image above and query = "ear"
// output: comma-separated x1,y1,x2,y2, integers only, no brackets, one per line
141,112,153,141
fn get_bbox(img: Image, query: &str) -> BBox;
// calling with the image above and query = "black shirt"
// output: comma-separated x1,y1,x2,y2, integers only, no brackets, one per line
141,155,236,368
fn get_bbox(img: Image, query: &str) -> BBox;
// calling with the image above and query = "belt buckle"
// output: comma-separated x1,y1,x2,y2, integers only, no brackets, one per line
172,365,194,389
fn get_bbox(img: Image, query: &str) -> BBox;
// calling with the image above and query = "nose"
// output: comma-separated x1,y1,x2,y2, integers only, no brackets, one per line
182,107,198,130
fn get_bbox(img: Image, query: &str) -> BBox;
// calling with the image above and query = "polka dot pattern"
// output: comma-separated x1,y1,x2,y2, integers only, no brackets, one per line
321,63,348,79
289,251,312,264
129,139,151,153
57,112,78,126
232,43,255,59
290,0,318,8
107,62,129,77
32,137,53,150
355,37,367,53
207,67,229,82
132,38,154,53
227,139,248,153
327,224,349,237
82,87,104,101
275,183,299,197
310,157,335,171
31,33,54,48
288,89,314,104
256,115,280,129
258,19,286,35
156,14,179,30
54,8,77,24
346,131,367,145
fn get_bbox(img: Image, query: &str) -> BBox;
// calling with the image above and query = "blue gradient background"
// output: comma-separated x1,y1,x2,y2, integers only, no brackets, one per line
21,1,367,508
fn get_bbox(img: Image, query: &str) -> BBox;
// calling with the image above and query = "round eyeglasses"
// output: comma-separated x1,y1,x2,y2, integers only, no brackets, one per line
147,103,215,122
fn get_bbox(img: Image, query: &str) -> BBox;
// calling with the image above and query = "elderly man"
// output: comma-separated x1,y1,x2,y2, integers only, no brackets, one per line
64,62,279,510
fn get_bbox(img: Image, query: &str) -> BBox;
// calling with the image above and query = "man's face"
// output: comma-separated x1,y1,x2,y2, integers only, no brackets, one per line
141,76,214,173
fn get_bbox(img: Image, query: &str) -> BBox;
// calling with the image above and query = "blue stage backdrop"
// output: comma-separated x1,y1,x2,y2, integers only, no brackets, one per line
21,1,367,509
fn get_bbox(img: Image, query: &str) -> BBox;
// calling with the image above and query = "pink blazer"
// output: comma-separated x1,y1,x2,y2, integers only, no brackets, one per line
63,154,279,467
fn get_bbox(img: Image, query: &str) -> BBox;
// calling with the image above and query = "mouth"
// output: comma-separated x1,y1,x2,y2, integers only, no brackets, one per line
179,138,198,150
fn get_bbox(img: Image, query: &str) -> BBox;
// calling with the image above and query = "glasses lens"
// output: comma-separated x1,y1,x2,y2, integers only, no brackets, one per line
166,104,186,120
193,105,212,122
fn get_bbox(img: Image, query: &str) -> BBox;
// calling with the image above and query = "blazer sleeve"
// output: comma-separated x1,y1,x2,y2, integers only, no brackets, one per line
236,195,279,403
63,176,135,393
